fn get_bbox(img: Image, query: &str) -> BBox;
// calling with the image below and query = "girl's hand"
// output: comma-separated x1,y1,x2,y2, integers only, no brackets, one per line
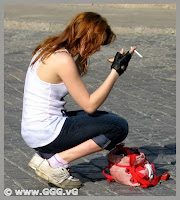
110,46,136,76
108,46,136,63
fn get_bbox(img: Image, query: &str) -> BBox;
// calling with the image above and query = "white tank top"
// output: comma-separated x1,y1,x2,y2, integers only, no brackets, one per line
21,50,69,148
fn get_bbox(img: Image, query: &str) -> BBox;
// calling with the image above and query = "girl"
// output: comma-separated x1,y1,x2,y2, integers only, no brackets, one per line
21,12,136,189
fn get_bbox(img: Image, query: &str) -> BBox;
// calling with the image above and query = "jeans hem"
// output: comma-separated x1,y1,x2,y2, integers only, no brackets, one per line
102,140,111,149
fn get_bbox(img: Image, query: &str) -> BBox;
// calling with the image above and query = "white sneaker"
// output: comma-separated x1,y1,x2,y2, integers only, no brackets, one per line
28,153,44,170
35,159,82,189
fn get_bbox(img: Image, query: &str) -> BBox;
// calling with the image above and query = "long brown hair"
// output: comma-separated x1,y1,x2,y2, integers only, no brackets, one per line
31,12,116,75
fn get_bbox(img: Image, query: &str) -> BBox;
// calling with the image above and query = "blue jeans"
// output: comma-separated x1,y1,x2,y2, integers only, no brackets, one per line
34,110,128,155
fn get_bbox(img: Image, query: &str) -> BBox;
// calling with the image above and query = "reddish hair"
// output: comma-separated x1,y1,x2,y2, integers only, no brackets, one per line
31,12,116,75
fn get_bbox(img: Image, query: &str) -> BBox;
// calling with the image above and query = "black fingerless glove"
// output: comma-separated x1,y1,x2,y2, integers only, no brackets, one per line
111,51,132,76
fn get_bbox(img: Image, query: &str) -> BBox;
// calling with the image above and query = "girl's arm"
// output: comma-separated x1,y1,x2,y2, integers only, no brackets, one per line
51,48,135,114
49,53,117,114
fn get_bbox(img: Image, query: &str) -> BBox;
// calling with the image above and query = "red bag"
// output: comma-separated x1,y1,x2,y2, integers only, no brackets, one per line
103,143,170,188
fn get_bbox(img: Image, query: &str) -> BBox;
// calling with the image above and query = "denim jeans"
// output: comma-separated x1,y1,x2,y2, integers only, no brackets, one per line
34,110,128,154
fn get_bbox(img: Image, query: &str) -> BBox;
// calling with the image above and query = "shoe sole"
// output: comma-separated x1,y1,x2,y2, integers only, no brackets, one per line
28,161,38,170
28,154,44,170
35,169,82,189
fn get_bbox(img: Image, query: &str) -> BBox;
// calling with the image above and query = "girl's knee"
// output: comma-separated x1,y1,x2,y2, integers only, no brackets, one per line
119,118,128,135
103,118,128,151
117,118,129,142
111,116,129,137
123,119,129,135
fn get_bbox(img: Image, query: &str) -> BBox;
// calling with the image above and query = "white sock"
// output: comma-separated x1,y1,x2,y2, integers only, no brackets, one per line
47,153,69,168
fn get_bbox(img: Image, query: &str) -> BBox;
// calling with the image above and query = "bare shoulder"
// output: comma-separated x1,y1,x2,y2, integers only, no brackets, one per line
47,50,79,79
50,50,75,67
